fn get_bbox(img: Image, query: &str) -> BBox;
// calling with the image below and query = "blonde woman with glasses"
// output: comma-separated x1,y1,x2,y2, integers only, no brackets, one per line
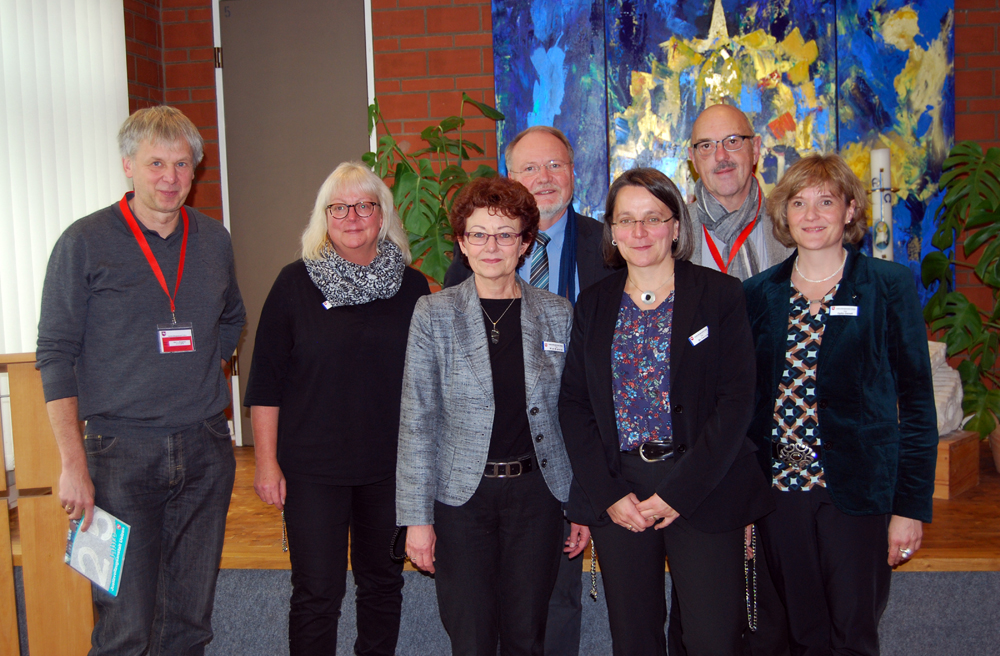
244,162,430,655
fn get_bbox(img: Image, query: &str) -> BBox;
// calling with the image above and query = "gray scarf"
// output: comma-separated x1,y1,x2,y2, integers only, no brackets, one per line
304,240,405,307
692,177,763,281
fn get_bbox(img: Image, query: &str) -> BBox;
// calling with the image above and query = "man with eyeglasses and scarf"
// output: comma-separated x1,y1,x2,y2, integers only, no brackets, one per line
668,103,792,656
687,104,792,281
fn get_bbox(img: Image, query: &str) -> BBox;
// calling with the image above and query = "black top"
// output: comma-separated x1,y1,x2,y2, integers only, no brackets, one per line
244,261,430,484
560,262,774,531
480,298,533,460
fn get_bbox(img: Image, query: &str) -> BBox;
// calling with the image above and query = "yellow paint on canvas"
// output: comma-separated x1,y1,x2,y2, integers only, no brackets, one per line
881,7,920,51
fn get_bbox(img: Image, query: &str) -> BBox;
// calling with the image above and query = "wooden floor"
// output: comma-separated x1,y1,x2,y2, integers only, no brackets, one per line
9,442,1000,572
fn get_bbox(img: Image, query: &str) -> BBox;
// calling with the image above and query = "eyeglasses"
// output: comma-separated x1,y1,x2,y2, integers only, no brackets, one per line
464,231,522,246
509,160,570,177
691,135,754,156
326,202,379,219
611,216,675,229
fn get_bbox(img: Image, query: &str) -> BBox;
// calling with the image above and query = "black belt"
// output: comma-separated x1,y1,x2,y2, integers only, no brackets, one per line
772,441,818,469
484,453,536,478
622,440,675,462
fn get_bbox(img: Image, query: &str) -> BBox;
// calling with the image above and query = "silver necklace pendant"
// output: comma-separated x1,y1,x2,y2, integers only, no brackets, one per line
640,291,656,304
481,297,517,346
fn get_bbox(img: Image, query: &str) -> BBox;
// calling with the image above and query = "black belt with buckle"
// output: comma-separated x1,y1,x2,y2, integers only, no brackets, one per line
772,441,818,469
484,453,536,478
621,440,675,462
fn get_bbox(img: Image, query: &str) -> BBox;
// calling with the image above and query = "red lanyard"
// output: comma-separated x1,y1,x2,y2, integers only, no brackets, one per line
119,193,189,323
702,185,762,275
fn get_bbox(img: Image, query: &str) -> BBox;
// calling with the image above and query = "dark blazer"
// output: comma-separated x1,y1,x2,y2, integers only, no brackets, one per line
743,248,938,522
443,206,616,295
559,261,774,533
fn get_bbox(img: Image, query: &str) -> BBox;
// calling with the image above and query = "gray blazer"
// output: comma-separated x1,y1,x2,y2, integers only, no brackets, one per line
396,276,575,527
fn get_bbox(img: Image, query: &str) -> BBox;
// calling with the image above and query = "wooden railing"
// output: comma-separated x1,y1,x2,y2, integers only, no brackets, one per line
0,353,92,655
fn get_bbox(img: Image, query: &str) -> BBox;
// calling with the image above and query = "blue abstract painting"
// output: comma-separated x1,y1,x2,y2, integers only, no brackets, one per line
491,0,954,295
493,0,608,218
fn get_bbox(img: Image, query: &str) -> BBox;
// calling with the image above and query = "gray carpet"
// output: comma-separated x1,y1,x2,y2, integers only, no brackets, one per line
11,565,1000,653
204,570,1000,655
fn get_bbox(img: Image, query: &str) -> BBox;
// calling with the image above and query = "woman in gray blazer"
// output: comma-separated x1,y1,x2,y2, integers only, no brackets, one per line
396,176,586,655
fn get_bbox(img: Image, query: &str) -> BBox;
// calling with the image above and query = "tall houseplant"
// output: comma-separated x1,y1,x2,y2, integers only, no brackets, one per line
363,94,505,283
922,141,1000,438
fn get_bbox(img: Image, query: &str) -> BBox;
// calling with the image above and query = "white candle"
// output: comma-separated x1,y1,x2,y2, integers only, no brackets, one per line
870,148,893,261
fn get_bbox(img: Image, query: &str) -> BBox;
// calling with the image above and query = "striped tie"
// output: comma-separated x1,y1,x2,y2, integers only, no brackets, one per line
530,232,551,290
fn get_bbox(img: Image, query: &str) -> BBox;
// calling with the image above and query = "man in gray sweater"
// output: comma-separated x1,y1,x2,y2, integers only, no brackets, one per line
36,106,245,655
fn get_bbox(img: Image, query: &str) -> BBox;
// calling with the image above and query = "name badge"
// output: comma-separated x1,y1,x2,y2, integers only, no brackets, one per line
157,323,196,354
830,306,859,317
322,300,333,310
688,326,709,346
543,341,565,352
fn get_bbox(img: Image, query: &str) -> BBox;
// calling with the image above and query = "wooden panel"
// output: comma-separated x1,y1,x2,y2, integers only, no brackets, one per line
7,363,60,489
0,500,20,654
934,430,980,500
0,353,36,366
19,496,93,655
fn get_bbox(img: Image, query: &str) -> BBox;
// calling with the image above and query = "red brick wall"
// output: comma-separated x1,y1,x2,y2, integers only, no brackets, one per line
955,0,998,305
124,0,163,110
371,0,497,172
956,0,998,150
124,0,222,219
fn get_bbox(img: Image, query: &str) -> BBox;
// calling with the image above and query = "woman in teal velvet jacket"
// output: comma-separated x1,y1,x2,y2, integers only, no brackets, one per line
743,154,937,655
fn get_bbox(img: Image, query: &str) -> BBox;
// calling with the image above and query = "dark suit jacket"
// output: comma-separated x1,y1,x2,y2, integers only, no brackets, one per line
743,248,938,522
443,206,616,296
559,261,774,533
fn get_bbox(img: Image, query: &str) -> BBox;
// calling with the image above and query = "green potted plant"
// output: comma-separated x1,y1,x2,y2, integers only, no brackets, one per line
921,141,1000,469
363,93,505,283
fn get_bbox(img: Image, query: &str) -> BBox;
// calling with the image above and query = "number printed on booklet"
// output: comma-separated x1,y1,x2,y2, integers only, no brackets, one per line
65,506,131,596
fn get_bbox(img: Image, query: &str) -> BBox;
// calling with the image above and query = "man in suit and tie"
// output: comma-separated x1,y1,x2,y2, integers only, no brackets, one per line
444,125,616,656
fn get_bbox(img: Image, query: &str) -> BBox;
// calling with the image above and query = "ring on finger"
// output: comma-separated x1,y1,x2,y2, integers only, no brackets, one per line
65,505,74,514
900,547,913,558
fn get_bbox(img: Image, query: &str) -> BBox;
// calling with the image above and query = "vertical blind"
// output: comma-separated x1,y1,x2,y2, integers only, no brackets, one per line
0,0,129,355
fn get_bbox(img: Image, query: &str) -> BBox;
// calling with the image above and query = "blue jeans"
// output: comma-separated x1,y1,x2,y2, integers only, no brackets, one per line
84,413,237,656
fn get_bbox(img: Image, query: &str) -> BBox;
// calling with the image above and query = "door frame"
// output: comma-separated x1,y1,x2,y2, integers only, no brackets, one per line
210,0,377,445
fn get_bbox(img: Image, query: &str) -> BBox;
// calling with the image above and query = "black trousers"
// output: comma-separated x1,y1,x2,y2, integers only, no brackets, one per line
668,529,791,656
544,518,584,656
758,486,891,656
433,467,564,656
592,454,747,656
283,475,404,656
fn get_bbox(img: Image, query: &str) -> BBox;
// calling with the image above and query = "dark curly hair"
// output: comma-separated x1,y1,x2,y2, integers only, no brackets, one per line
450,176,540,269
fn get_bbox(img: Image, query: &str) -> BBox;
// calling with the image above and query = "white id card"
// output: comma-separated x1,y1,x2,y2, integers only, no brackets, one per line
157,323,196,354
543,341,566,352
688,326,709,346
830,306,859,317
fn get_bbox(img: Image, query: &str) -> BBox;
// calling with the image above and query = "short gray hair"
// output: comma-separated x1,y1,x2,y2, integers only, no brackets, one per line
118,106,204,165
504,125,575,172
301,162,411,264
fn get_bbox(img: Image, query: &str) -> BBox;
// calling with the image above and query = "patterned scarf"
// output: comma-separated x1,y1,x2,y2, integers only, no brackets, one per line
304,240,405,307
692,177,762,281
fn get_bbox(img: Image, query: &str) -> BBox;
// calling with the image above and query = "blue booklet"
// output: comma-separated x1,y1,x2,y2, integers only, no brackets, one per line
64,506,130,596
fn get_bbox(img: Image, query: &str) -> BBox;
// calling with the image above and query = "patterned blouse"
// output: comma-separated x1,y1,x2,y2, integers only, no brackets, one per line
770,284,839,491
612,291,675,451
